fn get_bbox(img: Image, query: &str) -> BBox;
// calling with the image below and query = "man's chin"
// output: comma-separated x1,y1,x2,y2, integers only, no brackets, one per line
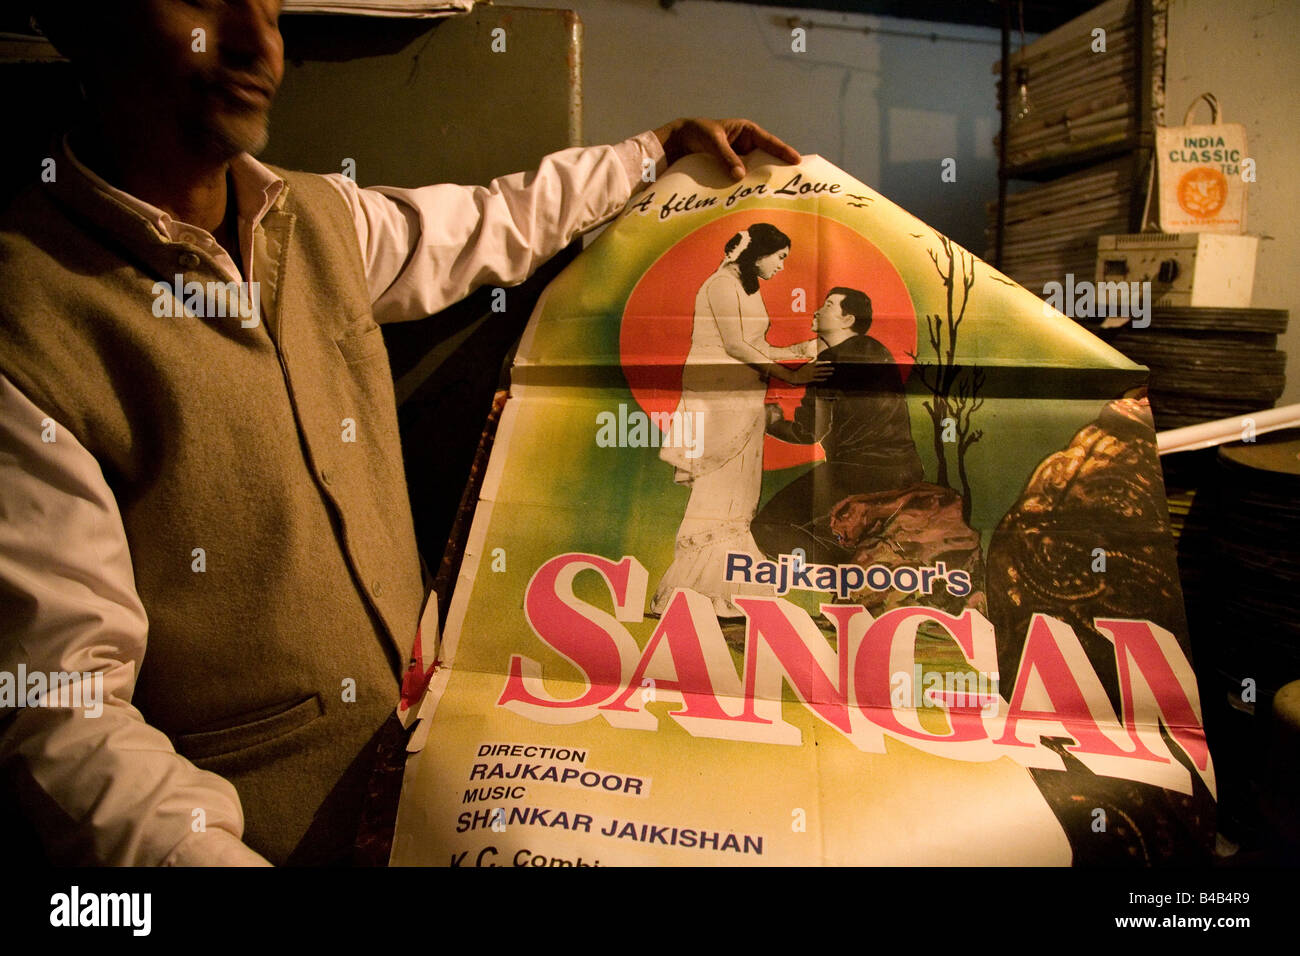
188,115,271,161
233,126,270,158
217,122,270,158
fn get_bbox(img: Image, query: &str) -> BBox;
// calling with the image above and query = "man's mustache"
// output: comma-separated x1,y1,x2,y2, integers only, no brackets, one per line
213,63,280,97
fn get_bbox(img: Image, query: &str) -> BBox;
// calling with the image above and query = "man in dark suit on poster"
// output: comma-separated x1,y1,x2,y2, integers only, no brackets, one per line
752,286,924,564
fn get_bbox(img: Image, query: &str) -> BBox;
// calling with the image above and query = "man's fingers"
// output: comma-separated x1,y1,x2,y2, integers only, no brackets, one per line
709,126,746,180
656,117,800,174
736,120,801,165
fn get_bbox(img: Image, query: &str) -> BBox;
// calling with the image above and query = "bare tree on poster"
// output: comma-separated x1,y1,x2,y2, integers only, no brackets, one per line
909,231,984,524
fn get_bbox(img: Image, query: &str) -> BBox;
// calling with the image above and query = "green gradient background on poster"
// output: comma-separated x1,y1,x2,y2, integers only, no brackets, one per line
451,155,1151,685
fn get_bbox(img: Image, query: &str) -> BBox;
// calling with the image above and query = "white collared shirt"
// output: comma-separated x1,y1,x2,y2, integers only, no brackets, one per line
0,130,664,866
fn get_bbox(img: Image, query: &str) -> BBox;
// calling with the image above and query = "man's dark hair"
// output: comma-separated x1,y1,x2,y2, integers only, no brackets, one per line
729,222,790,295
828,286,872,334
29,1,118,68
29,2,85,58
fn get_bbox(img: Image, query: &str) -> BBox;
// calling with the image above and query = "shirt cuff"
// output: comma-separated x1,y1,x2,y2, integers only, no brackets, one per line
613,131,667,196
162,828,273,867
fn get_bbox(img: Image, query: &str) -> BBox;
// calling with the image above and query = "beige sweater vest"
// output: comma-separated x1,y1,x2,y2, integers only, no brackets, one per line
0,160,427,864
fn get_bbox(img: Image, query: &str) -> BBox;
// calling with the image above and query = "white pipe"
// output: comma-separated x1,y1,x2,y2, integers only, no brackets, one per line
1156,403,1300,455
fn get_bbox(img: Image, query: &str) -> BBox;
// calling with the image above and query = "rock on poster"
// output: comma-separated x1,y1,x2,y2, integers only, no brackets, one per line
390,152,1216,866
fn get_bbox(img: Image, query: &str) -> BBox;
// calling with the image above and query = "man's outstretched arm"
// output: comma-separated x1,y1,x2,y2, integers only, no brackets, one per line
324,119,799,323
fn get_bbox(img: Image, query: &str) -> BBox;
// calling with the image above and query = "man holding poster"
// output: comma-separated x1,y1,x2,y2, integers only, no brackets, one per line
0,0,799,866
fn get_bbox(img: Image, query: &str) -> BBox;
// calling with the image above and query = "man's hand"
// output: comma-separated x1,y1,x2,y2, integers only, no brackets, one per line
653,118,800,180
768,359,830,386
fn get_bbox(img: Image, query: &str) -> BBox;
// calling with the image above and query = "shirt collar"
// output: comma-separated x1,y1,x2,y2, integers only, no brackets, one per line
61,134,285,241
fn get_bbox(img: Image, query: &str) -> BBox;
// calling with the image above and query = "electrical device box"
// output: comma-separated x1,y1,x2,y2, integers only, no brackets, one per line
1095,233,1258,308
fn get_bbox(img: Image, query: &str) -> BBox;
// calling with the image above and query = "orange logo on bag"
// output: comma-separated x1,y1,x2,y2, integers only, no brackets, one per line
1176,167,1227,218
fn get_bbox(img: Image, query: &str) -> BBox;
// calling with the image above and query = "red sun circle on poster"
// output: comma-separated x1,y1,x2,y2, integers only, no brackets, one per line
620,210,917,470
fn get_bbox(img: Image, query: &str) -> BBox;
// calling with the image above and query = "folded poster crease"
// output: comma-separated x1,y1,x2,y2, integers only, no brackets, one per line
390,151,1216,866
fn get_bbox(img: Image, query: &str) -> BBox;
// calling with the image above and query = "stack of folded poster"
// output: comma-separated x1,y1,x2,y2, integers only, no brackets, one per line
391,151,1216,866
987,0,1166,293
281,0,472,16
993,0,1141,170
1088,306,1289,430
985,157,1136,293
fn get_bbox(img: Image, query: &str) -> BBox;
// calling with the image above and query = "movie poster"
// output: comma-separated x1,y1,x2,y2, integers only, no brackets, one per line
390,152,1216,866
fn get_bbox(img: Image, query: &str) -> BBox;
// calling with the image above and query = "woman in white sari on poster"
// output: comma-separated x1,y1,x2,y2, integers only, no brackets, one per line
651,223,824,618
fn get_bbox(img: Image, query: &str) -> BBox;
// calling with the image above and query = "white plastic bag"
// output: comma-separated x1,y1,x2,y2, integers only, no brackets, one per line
1156,93,1248,234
